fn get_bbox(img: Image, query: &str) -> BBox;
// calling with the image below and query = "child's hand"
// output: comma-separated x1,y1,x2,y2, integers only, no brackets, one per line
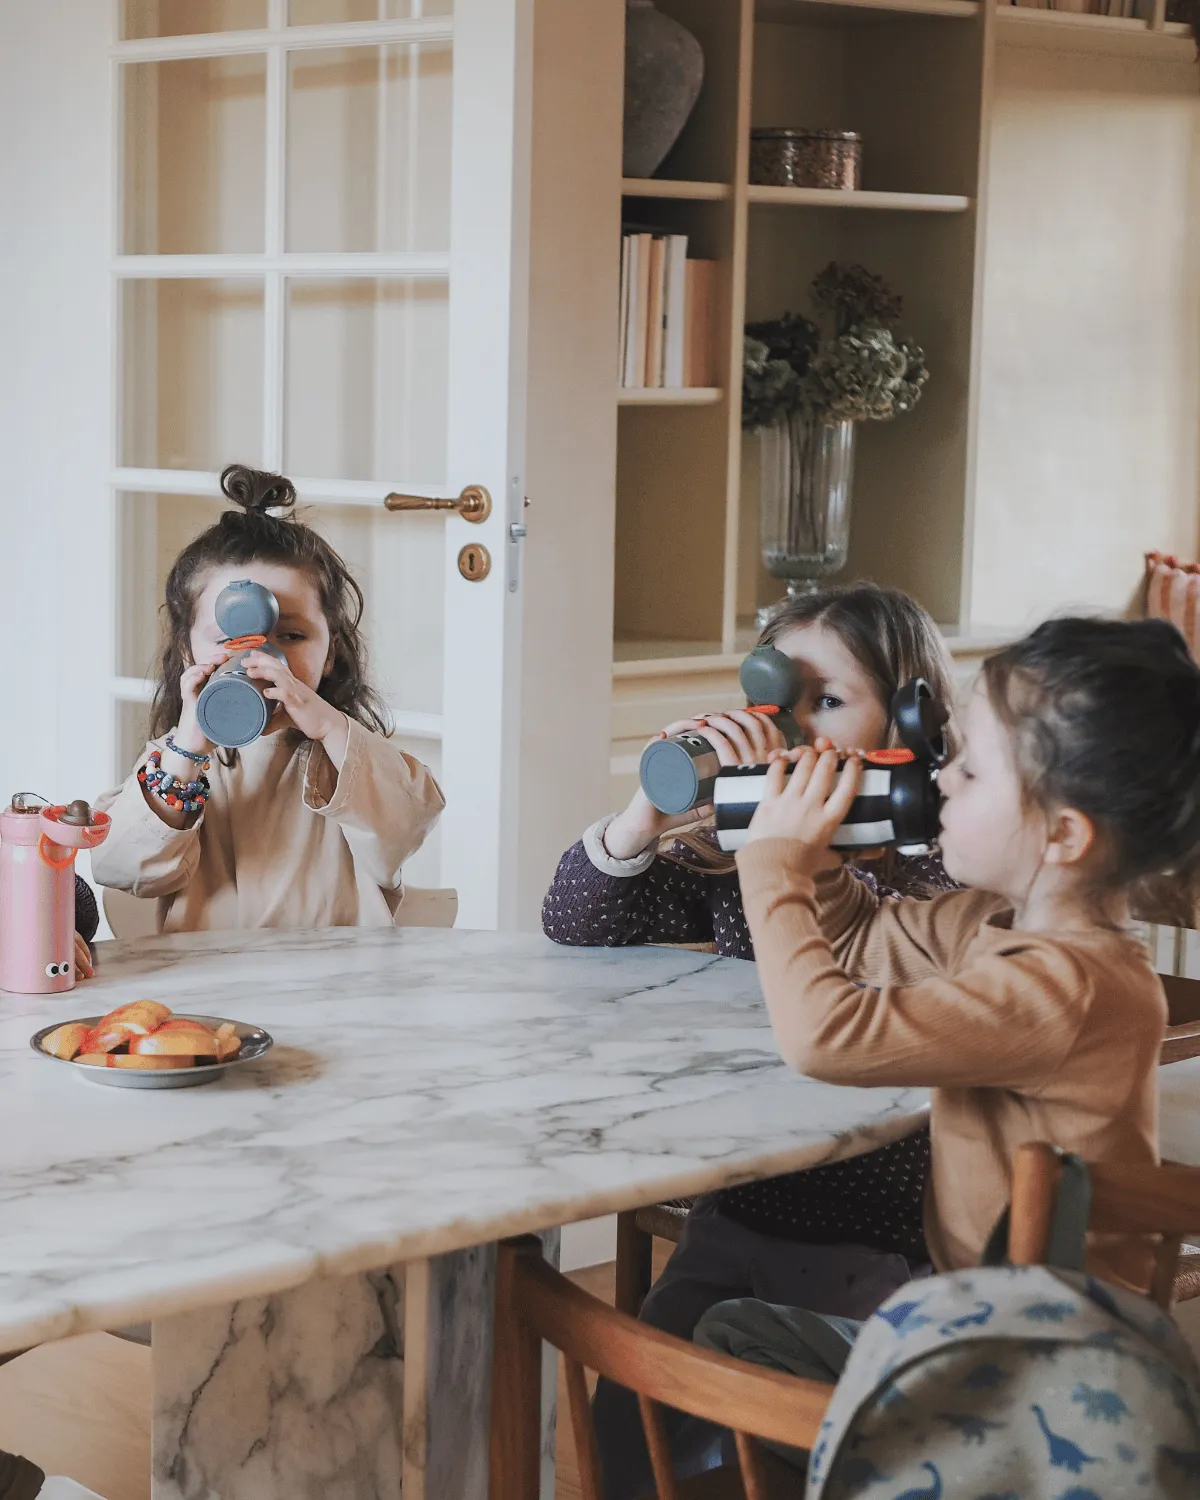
175,650,228,754
244,652,347,750
74,932,93,981
603,710,788,859
743,746,862,873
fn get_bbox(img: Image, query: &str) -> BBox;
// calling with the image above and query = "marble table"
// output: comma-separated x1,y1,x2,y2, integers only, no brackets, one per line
0,928,928,1500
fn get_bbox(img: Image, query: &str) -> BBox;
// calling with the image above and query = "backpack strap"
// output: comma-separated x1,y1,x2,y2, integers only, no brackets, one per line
981,1151,1092,1271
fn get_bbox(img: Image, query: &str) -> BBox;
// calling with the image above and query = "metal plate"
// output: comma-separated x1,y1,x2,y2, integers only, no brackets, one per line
30,1015,274,1090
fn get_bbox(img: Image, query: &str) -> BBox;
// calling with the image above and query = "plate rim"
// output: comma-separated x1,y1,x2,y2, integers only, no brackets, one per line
30,1013,274,1076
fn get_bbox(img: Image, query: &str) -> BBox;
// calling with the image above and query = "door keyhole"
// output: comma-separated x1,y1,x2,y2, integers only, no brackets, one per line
457,543,492,582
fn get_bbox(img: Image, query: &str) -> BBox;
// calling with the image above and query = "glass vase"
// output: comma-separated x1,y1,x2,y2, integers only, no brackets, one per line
758,411,856,600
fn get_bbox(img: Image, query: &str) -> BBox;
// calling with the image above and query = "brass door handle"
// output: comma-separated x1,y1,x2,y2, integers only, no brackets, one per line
383,484,491,524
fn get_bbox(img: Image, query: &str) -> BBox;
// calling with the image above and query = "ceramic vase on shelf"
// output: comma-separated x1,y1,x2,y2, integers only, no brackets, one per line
623,0,704,179
758,411,856,611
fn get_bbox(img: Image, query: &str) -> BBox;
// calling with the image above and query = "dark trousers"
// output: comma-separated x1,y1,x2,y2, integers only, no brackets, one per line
592,1198,917,1500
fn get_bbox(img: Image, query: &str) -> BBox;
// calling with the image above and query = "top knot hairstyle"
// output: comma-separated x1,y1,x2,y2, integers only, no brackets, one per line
149,464,390,741
981,616,1200,892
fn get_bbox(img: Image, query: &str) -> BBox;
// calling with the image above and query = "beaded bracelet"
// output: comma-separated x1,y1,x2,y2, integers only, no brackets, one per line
139,749,211,814
165,731,211,769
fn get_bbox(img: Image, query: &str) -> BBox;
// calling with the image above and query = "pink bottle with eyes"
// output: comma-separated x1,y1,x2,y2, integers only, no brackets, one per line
0,795,110,995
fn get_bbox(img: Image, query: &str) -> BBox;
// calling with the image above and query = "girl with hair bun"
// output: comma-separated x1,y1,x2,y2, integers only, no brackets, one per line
93,465,444,931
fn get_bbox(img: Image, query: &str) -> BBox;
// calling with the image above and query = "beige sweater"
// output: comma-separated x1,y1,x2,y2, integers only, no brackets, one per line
737,841,1165,1287
93,721,444,932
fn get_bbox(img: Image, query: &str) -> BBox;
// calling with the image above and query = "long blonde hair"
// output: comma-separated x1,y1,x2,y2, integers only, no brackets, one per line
664,582,957,874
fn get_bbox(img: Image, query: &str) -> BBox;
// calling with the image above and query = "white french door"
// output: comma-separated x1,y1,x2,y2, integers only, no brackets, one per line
104,0,531,928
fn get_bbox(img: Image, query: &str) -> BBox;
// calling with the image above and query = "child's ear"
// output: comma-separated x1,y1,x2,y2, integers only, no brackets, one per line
1044,806,1096,868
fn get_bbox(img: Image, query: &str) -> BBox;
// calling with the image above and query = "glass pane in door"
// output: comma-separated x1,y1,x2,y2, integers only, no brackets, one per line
310,504,445,715
123,1,268,39
286,44,451,253
116,493,225,682
123,57,268,255
284,277,447,482
121,280,265,471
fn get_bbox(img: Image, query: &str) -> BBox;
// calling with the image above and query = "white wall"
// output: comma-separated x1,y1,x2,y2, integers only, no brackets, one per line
971,42,1200,633
0,2,113,829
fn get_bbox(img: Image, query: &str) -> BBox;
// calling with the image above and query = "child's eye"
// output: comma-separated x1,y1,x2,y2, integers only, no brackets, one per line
278,631,306,642
816,694,844,712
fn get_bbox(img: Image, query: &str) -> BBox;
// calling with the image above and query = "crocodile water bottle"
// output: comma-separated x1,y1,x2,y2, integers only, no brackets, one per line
0,795,111,995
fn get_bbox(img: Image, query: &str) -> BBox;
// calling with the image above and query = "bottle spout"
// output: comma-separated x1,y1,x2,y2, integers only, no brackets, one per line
57,800,94,827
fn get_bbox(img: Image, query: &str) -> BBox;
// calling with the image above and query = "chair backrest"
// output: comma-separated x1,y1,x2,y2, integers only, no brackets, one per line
394,886,458,928
490,1235,832,1500
1008,1141,1200,1307
101,886,158,940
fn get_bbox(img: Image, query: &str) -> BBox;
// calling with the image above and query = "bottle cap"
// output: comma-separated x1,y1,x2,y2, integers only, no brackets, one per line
214,580,279,641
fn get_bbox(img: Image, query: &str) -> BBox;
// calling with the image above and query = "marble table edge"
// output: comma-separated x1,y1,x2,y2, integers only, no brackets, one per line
0,1104,929,1356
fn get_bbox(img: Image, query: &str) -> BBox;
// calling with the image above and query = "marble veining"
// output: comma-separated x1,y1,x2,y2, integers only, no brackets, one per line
153,1266,406,1500
0,928,927,1355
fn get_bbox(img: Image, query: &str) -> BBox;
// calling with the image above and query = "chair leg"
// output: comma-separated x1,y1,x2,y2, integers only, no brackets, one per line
615,1211,654,1317
490,1237,544,1500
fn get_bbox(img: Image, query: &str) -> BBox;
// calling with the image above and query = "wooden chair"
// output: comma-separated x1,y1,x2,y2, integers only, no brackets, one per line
490,1235,830,1500
1009,1141,1200,1307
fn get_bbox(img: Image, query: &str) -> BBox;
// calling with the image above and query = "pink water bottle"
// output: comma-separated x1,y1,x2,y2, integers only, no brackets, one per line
0,795,111,995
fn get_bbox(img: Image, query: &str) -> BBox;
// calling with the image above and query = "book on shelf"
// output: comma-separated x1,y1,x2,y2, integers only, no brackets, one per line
1004,0,1139,13
618,226,718,391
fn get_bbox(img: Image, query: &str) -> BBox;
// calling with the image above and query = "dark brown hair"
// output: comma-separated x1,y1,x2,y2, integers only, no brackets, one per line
666,581,958,873
149,464,390,741
981,616,1200,895
760,581,959,751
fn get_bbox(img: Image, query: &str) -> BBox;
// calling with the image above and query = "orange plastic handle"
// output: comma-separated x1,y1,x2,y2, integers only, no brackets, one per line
863,748,916,766
222,634,268,651
37,834,76,870
747,704,781,716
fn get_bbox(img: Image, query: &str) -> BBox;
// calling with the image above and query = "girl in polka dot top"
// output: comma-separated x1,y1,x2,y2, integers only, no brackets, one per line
543,583,961,1500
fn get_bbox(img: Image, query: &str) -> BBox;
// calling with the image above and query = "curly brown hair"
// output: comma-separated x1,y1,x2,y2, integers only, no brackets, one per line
149,464,390,741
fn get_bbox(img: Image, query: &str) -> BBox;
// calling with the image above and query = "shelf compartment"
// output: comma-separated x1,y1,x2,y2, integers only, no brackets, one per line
759,0,979,20
747,185,972,211
994,8,1197,57
617,387,723,406
621,179,733,202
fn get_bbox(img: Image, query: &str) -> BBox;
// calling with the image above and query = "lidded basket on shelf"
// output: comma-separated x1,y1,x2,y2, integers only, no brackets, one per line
750,128,862,191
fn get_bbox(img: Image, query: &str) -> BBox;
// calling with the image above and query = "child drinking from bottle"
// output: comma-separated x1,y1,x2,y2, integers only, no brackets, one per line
93,465,443,930
543,583,959,1500
693,616,1197,1452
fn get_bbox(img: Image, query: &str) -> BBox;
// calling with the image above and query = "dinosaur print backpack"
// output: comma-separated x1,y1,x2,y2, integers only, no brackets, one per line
806,1157,1200,1500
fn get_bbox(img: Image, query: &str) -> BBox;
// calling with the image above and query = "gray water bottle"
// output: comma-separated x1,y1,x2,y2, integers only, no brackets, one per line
195,580,286,748
638,645,805,816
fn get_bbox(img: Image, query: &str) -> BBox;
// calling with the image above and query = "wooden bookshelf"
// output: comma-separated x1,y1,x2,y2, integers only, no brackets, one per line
603,0,1200,806
746,185,973,210
993,7,1195,57
621,178,732,200
617,387,724,405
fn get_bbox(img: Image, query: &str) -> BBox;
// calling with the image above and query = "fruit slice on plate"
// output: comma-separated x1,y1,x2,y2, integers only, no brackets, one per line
215,1022,241,1061
97,1000,172,1035
132,1020,219,1059
76,1053,186,1070
82,1022,142,1054
42,1022,90,1061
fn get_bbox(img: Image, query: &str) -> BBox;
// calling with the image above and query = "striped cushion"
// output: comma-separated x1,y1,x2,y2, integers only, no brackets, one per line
1145,551,1200,659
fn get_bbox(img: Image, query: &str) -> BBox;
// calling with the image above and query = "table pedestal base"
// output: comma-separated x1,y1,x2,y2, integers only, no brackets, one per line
151,1231,560,1500
152,1266,407,1500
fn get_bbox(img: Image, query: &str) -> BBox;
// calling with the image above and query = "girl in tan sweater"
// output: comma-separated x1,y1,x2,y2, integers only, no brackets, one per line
688,615,1200,1467
93,465,444,931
